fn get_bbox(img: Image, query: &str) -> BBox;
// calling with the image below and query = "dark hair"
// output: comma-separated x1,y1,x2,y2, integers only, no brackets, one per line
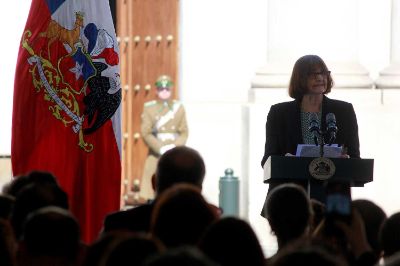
0,195,14,219
156,146,205,194
380,212,400,257
150,184,217,248
288,55,334,100
352,199,386,257
11,183,69,239
143,246,218,266
104,233,164,266
269,239,346,266
199,217,265,266
3,171,59,198
264,183,312,247
22,206,80,259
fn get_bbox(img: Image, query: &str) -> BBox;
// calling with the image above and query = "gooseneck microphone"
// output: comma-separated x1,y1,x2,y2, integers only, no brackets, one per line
326,113,338,145
308,113,320,145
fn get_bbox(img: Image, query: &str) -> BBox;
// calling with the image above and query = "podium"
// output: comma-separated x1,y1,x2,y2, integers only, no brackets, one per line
263,156,374,201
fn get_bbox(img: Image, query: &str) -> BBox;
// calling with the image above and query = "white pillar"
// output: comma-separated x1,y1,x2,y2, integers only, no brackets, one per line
376,0,400,89
250,0,373,103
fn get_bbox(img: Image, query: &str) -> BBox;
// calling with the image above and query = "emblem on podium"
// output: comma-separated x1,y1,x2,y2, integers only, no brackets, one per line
309,157,336,180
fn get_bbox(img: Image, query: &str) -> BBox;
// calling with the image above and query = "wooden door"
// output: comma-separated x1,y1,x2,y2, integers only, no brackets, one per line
116,0,179,207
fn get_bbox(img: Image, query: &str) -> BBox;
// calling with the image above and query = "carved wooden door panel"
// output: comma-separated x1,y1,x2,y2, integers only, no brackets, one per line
116,0,179,207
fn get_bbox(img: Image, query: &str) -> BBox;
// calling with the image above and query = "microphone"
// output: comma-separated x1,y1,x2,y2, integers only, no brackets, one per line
326,113,338,145
308,113,320,145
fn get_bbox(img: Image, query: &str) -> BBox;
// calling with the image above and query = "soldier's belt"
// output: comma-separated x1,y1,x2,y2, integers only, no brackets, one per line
157,133,178,141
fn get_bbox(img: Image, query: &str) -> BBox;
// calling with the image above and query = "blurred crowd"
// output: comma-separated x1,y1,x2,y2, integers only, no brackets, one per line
1,146,399,266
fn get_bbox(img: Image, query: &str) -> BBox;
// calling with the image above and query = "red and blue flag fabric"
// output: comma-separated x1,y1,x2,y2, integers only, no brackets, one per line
12,0,122,243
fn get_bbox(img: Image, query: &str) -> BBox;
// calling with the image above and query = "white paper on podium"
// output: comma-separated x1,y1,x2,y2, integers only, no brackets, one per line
295,144,342,158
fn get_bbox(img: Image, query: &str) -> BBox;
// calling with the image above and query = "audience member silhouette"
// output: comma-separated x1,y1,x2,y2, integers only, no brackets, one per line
2,171,60,198
11,180,69,240
92,232,165,266
17,206,82,266
0,194,15,220
2,170,67,240
0,194,17,265
155,146,205,192
82,232,123,266
268,239,347,266
313,206,377,266
379,212,400,260
142,246,218,266
198,216,265,266
102,233,164,266
0,171,66,266
0,218,16,266
2,174,30,198
150,183,218,248
103,146,208,234
262,183,313,250
352,199,387,258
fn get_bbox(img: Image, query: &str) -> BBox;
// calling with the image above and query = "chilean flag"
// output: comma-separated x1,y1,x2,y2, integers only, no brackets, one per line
12,0,122,243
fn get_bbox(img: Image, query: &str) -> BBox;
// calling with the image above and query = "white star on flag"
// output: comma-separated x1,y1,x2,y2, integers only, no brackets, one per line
70,61,83,80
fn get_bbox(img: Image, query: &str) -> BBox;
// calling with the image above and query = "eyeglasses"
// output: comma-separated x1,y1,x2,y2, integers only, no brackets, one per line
308,71,331,78
157,87,171,92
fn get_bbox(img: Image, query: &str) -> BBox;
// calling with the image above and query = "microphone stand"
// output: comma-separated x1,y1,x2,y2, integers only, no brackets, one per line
317,130,337,158
314,129,326,158
318,133,325,158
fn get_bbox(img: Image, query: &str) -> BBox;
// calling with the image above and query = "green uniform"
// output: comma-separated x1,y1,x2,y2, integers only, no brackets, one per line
140,99,188,199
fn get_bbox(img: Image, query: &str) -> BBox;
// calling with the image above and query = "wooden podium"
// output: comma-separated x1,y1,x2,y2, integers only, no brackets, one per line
263,156,374,201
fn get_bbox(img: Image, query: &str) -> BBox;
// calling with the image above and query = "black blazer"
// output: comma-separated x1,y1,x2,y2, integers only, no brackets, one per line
103,202,154,233
261,96,360,167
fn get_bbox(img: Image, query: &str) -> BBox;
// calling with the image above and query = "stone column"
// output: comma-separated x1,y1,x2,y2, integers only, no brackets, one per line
376,0,400,89
250,0,373,103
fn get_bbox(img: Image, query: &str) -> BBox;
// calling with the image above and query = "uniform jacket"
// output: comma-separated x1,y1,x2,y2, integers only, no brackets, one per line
141,99,188,155
261,96,360,167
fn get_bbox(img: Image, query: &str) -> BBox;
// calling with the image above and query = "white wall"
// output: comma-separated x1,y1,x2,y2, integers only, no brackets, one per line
0,0,31,189
358,0,392,79
180,0,268,102
0,0,31,155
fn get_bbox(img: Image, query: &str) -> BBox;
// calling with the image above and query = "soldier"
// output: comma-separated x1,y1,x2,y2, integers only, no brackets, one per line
140,75,188,200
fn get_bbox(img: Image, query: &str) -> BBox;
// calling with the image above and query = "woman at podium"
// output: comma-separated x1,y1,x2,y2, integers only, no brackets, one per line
260,55,360,201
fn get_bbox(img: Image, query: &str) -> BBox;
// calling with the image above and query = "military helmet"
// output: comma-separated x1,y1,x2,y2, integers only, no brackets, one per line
155,75,173,88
